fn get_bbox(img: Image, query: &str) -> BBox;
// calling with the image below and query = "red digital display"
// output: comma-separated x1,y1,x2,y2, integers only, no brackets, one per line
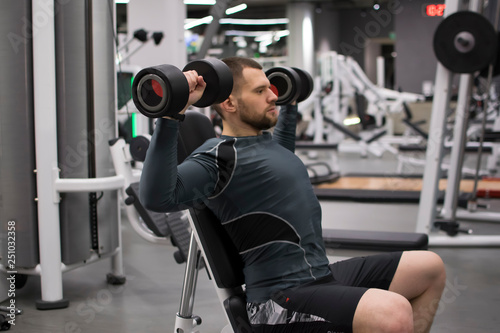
425,4,446,16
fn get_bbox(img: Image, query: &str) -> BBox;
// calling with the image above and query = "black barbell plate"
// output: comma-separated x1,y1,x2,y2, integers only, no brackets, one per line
480,32,500,78
129,135,150,162
182,58,233,107
433,11,497,74
292,67,314,103
265,67,301,105
132,64,189,118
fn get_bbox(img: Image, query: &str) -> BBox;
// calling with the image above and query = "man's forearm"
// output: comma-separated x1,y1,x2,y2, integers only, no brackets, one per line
139,118,180,211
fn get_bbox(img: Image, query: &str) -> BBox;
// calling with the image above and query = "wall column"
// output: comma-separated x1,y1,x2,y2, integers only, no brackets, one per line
287,2,315,75
127,0,186,68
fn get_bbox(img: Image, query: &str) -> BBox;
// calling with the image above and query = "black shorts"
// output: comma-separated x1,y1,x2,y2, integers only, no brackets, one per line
249,252,403,333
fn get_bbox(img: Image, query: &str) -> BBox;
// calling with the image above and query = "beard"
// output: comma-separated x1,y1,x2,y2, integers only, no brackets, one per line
238,100,278,131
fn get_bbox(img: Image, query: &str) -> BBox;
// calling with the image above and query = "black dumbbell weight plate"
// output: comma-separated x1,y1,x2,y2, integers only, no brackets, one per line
183,58,233,107
433,11,497,74
132,64,189,118
265,67,301,105
292,67,314,103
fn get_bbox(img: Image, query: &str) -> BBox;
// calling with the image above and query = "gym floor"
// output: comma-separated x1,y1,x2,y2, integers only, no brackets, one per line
7,149,500,333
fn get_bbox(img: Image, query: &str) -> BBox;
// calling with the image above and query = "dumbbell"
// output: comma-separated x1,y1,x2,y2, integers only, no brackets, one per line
265,66,314,105
132,58,233,118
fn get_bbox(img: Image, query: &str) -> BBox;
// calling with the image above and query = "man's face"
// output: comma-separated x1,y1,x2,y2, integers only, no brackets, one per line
235,67,279,131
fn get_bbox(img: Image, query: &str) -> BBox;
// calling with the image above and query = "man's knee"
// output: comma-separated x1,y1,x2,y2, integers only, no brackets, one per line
392,251,447,298
382,296,413,333
419,251,447,290
429,251,446,279
354,290,413,333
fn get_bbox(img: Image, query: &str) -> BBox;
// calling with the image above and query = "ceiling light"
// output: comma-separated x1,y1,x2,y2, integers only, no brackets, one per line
184,16,213,30
343,117,361,126
115,0,129,3
220,18,289,25
254,29,289,44
225,30,289,38
226,3,247,15
185,15,288,30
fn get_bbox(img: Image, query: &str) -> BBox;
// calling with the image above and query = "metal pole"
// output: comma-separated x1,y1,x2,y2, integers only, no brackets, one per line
441,74,472,220
441,0,487,220
178,232,201,317
415,64,454,233
415,0,461,234
32,0,68,309
471,0,500,200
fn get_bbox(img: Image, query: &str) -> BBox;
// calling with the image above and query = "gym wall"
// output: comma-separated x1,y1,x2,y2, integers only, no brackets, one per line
314,0,494,94
394,0,443,93
126,0,186,70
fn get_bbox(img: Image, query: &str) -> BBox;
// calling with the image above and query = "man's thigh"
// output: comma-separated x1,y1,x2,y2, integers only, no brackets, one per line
329,251,403,290
250,252,403,332
258,272,368,332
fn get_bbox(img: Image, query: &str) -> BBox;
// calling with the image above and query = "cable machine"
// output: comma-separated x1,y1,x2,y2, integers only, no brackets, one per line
0,0,125,309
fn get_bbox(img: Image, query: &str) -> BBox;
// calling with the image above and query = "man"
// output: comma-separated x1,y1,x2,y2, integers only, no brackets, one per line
140,57,446,332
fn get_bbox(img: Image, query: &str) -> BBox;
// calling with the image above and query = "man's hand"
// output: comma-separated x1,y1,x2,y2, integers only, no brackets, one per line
162,70,206,120
182,70,207,113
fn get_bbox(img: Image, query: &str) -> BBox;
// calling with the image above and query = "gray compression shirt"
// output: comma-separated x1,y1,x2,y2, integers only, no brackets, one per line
140,105,331,302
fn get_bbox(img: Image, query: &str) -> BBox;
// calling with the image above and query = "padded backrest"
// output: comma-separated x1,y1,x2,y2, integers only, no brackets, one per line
188,204,245,288
177,111,217,163
177,111,245,289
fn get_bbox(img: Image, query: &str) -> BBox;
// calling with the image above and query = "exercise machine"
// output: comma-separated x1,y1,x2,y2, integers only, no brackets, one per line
0,0,125,309
416,0,500,246
310,51,425,157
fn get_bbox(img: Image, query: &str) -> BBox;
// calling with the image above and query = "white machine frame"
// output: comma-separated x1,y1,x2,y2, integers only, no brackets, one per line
109,138,172,245
416,0,500,247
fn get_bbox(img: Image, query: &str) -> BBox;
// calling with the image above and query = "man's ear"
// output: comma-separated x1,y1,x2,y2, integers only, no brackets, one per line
220,95,237,114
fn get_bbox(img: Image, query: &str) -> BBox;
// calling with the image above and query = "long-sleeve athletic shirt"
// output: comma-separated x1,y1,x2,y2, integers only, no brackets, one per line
140,105,331,302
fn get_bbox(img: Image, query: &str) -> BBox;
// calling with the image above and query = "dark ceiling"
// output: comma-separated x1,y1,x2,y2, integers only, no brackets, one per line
187,0,390,19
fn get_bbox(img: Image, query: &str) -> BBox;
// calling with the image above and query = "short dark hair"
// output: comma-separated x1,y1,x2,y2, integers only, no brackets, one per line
222,56,263,94
212,57,263,118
